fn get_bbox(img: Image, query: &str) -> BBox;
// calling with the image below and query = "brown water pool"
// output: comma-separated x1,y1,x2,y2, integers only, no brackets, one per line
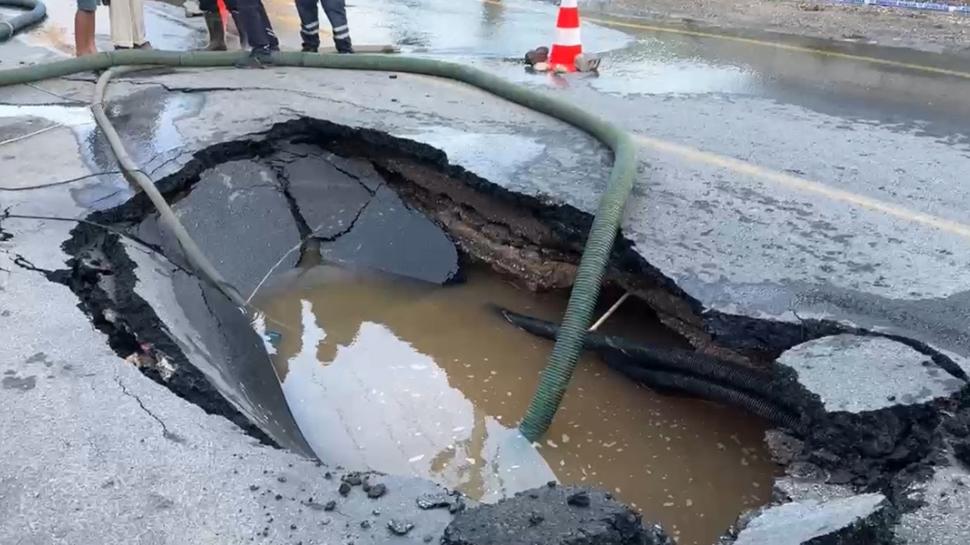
254,263,778,545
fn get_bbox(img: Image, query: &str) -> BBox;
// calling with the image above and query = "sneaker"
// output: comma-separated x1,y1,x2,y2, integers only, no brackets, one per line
235,48,271,69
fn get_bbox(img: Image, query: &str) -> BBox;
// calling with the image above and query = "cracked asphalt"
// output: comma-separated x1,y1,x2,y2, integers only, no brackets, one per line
3,0,970,543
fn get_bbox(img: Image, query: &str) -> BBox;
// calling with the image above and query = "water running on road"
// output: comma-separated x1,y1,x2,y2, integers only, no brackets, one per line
255,263,777,545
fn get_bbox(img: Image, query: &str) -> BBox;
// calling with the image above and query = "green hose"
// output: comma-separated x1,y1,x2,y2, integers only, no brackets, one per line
0,50,637,441
0,0,46,42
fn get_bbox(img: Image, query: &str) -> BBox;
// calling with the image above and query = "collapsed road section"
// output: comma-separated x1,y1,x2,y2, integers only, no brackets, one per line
7,113,966,545
2,60,969,544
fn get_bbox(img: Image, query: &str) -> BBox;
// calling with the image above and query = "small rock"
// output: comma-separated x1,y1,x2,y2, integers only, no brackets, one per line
423,536,434,543
367,483,387,499
344,473,363,486
324,500,337,511
249,485,260,492
524,46,549,66
278,476,287,483
546,481,557,488
274,494,283,501
574,54,602,73
416,494,452,510
387,520,415,536
339,482,352,496
325,472,333,479
765,430,804,466
360,520,372,529
528,512,544,526
290,524,297,530
567,491,591,507
448,497,466,514
372,509,381,516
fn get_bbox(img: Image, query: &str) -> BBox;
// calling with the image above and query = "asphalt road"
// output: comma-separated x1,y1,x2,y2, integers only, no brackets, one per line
2,0,970,543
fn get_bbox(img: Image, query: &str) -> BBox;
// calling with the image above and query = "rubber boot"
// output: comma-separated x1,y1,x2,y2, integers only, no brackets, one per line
203,11,227,51
334,36,353,54
229,10,249,49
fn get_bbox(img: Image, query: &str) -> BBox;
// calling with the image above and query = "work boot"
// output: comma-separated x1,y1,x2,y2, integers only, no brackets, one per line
203,12,227,51
301,44,318,53
235,47,271,68
229,10,249,49
334,37,353,54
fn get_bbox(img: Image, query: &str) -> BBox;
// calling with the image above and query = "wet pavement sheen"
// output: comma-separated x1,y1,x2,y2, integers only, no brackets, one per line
4,1,970,544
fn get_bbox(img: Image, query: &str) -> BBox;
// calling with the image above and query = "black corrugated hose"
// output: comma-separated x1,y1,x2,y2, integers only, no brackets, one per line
499,307,802,429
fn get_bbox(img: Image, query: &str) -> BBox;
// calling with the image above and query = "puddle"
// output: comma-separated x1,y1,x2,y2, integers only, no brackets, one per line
255,263,777,545
589,39,764,97
0,104,94,127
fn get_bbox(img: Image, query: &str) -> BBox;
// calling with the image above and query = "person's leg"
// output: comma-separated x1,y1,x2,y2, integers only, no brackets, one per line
256,3,278,50
199,0,227,50
234,0,273,66
131,0,150,47
109,0,134,49
74,0,97,56
320,0,352,53
222,0,248,49
294,0,320,52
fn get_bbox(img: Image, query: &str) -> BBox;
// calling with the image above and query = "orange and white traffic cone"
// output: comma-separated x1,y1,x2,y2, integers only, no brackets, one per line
548,0,582,72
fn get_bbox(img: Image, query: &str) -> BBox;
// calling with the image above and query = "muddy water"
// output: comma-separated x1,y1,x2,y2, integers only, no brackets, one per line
255,264,777,545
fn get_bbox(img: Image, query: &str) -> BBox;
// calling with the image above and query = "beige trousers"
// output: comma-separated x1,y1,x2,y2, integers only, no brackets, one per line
110,0,147,48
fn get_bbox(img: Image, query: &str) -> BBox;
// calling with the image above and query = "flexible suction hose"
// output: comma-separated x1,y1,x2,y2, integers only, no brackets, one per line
0,0,46,42
0,50,638,441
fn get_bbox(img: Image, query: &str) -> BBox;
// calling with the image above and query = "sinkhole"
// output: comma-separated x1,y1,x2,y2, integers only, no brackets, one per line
56,119,780,545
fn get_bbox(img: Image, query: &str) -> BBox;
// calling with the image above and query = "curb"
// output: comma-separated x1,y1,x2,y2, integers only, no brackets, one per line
826,0,970,15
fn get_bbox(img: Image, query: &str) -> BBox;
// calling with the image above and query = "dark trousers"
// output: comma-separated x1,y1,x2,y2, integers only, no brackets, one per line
227,0,277,52
295,0,351,51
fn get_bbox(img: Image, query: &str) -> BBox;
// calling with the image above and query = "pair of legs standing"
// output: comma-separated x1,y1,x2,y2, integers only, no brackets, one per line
73,0,149,56
198,0,256,51
296,0,353,53
110,0,150,49
233,0,353,65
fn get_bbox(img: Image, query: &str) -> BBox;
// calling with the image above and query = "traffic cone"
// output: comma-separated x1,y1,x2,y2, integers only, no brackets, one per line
548,0,582,72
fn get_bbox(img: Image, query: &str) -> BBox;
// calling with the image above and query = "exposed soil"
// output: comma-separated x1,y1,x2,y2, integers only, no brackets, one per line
586,0,970,57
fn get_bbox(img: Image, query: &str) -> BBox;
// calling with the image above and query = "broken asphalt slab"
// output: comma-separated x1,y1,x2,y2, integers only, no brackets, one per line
441,484,673,545
777,334,965,413
731,493,894,545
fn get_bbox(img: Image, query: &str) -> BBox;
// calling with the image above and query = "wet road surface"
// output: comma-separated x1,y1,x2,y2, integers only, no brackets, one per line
4,1,970,544
21,0,962,367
